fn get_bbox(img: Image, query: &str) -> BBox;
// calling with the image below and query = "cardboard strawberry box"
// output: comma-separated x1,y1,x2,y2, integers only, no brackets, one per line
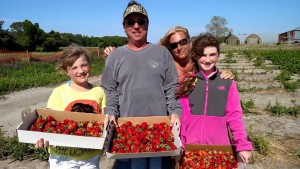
105,116,181,159
178,144,238,169
185,144,235,153
17,108,107,149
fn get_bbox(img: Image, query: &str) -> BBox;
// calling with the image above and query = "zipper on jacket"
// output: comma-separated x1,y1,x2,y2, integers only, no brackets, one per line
201,79,209,143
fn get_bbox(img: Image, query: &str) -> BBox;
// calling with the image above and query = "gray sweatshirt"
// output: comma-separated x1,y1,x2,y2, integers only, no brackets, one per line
101,44,182,118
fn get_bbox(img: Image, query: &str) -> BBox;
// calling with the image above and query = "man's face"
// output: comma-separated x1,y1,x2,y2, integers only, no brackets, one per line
123,13,148,44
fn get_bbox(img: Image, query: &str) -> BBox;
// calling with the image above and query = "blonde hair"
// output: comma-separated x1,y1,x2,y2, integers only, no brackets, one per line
160,26,190,52
56,44,90,73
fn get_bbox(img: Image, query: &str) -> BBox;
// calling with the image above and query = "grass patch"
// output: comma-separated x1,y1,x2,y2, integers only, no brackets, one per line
248,127,269,155
266,101,300,117
223,52,236,63
241,99,257,114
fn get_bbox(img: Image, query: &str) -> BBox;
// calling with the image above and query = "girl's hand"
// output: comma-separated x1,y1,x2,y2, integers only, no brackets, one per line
238,151,252,163
35,138,49,149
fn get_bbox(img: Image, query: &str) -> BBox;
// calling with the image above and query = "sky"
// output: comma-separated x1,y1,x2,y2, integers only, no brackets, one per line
1,0,300,44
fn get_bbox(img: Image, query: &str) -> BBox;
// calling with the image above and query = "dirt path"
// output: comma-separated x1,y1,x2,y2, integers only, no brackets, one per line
0,54,300,168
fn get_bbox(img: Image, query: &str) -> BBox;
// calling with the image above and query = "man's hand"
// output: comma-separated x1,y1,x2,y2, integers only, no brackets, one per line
220,69,235,80
35,138,49,149
170,113,180,127
103,46,116,57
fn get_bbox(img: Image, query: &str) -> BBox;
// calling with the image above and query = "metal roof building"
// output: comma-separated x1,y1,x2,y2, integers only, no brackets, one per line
226,33,278,45
278,27,300,43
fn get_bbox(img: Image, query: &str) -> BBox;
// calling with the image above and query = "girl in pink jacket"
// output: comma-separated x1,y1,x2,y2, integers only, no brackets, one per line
177,33,252,164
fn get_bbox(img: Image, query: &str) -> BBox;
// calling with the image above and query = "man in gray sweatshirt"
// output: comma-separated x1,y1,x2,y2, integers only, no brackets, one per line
100,1,182,169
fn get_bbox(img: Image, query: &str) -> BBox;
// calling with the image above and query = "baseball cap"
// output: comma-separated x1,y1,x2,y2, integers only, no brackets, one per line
123,1,148,19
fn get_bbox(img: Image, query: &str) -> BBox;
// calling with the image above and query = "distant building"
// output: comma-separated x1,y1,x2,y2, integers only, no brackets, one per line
244,34,262,44
226,34,264,45
226,33,278,45
225,35,240,45
278,27,300,43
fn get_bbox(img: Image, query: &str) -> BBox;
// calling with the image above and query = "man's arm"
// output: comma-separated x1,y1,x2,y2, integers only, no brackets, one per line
163,49,182,125
100,58,120,120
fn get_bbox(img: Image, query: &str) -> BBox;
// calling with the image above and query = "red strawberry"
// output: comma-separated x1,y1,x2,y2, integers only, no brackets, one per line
45,115,56,122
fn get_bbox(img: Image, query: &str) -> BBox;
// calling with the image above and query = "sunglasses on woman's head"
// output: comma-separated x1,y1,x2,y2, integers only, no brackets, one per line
126,19,146,26
169,38,189,49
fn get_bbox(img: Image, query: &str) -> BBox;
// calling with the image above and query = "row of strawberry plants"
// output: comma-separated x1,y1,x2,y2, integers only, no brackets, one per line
0,56,105,95
242,49,300,74
0,128,49,161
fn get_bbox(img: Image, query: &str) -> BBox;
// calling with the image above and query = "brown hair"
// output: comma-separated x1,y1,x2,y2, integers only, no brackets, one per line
176,33,219,97
56,44,90,73
191,33,220,57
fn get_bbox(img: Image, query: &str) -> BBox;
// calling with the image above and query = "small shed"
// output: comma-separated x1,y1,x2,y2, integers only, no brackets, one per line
226,35,240,45
244,34,262,44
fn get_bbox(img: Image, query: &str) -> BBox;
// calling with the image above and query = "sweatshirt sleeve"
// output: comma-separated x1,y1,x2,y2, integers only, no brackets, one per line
100,55,120,117
226,80,253,152
163,49,182,116
179,97,189,150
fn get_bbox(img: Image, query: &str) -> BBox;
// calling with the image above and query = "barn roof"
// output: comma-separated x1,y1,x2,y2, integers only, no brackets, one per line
234,33,277,44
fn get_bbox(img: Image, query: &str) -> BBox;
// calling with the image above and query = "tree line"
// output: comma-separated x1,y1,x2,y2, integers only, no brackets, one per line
0,16,231,52
0,20,127,52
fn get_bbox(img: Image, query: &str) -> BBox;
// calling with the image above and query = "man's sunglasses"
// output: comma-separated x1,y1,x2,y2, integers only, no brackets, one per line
126,19,146,26
169,38,189,49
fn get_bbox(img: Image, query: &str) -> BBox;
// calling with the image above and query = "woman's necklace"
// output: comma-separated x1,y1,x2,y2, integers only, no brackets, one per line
176,59,194,78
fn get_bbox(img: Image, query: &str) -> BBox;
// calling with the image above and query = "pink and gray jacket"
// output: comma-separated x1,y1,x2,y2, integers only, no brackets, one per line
180,68,253,152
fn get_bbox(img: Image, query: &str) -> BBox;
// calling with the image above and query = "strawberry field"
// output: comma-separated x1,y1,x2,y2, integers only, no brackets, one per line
0,45,300,168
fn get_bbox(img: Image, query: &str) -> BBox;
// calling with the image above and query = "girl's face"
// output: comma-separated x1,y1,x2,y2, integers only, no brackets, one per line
194,46,219,76
67,55,91,85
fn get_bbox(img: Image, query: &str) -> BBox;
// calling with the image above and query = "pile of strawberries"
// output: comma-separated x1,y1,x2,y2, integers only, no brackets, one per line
29,115,104,137
110,121,177,153
179,150,238,169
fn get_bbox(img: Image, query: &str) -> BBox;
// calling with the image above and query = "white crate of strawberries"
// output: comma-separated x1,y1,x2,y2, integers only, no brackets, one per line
17,108,107,149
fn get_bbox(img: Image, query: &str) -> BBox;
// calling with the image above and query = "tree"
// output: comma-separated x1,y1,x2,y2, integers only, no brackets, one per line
41,30,62,51
98,36,127,48
205,16,232,42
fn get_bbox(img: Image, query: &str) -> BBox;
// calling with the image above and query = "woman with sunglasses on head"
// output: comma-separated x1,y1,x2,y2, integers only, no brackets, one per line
177,33,252,167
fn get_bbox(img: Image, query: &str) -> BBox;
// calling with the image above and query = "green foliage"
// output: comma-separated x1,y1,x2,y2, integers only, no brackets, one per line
294,151,300,158
274,70,299,92
254,56,264,67
223,52,236,63
0,129,48,161
2,20,127,52
241,99,256,114
266,101,300,117
98,36,127,48
275,71,292,82
0,57,105,94
247,127,269,155
283,81,299,92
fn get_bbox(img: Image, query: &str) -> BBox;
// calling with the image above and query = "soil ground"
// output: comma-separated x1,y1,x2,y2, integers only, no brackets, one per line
0,54,299,169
